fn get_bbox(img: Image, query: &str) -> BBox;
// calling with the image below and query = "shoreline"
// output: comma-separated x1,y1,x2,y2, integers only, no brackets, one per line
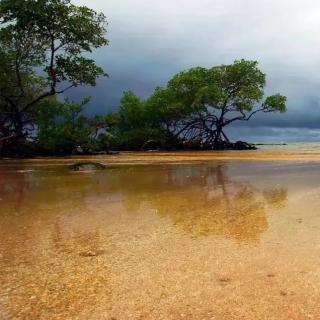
2,150,320,166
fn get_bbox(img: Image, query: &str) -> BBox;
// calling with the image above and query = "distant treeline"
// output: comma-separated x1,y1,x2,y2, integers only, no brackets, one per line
0,0,287,157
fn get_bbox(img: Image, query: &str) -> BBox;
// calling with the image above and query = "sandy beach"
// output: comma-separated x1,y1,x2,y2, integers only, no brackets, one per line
3,146,320,167
1,151,320,319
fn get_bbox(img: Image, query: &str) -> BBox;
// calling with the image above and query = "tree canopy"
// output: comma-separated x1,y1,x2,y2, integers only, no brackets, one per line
147,60,287,149
0,0,108,153
108,60,287,150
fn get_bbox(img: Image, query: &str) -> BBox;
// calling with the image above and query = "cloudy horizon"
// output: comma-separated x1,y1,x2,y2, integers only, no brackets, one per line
71,0,320,142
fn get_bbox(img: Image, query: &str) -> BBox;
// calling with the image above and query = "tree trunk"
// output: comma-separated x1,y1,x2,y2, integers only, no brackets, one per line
213,125,223,149
221,129,230,144
0,130,23,157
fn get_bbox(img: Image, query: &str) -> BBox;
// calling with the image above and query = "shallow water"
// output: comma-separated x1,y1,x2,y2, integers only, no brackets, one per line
1,159,320,319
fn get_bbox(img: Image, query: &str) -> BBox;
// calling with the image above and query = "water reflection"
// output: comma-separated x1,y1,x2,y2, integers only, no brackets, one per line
263,188,288,209
0,163,288,244
118,164,288,241
0,162,291,319
3,161,320,320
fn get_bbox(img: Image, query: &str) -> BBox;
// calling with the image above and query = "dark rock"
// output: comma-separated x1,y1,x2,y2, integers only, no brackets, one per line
233,141,257,150
69,162,107,171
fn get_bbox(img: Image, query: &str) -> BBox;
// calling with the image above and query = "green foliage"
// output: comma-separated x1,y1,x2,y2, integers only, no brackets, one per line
107,60,287,151
36,98,97,154
263,94,287,113
0,0,108,90
104,91,169,150
167,67,209,109
33,59,287,153
149,60,286,148
145,87,186,125
118,92,146,130
0,0,108,153
165,60,270,113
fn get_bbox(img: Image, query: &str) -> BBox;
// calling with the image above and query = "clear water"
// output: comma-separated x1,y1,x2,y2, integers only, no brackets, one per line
1,158,320,319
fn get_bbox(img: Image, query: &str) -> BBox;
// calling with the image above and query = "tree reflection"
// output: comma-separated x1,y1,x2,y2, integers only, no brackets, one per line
0,162,289,317
0,163,288,246
263,188,288,209
120,164,288,242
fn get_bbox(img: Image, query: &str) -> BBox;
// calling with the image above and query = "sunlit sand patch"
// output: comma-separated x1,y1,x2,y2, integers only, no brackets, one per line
0,215,112,319
1,159,320,319
3,149,320,168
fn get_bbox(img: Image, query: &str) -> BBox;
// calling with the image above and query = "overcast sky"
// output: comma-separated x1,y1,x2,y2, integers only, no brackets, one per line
72,0,320,142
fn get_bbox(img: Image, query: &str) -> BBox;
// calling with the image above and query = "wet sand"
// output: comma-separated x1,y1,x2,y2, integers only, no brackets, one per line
3,149,320,167
1,153,320,319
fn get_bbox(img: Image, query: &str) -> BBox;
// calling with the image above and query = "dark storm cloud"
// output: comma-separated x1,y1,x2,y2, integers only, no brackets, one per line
72,0,320,140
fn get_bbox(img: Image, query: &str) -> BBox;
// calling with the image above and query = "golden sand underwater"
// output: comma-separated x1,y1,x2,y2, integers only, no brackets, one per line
1,150,320,319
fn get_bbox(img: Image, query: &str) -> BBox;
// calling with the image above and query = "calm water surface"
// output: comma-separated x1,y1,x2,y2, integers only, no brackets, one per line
1,160,320,319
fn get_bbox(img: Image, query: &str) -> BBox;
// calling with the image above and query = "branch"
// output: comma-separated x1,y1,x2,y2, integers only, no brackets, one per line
222,107,265,126
21,92,52,112
20,83,75,113
55,84,75,94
